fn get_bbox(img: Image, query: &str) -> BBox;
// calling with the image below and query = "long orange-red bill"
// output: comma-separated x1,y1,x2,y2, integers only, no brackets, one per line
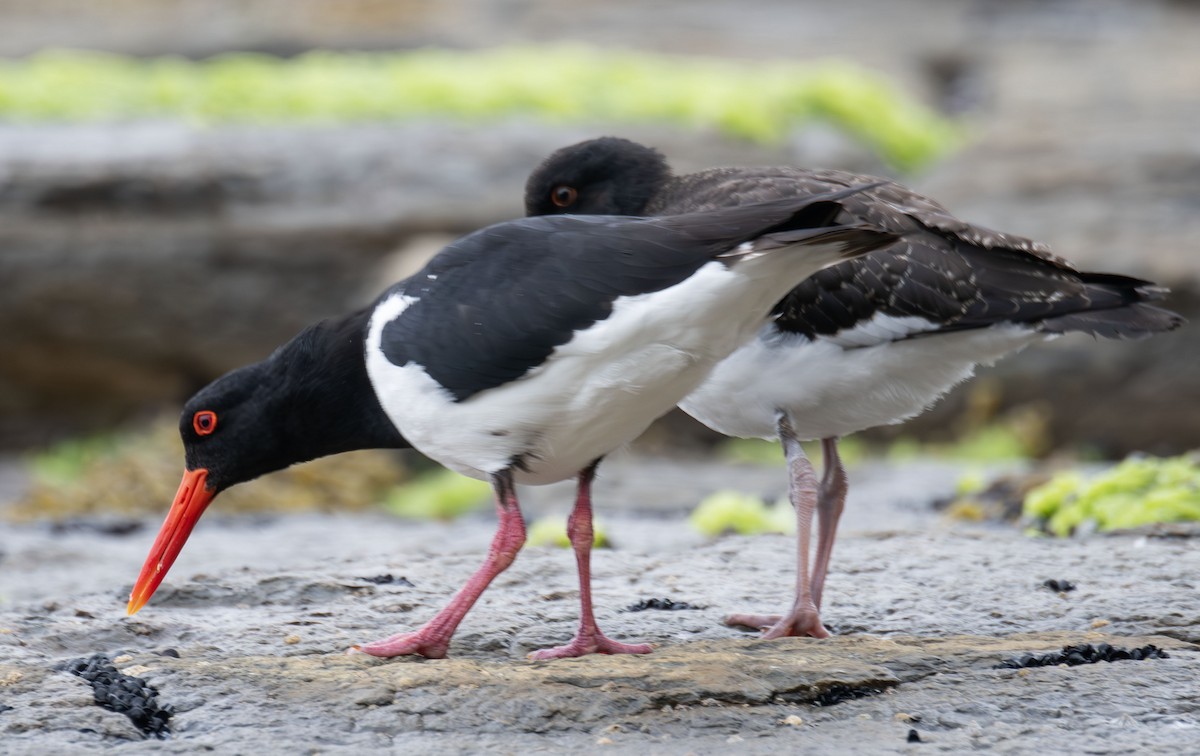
127,468,215,615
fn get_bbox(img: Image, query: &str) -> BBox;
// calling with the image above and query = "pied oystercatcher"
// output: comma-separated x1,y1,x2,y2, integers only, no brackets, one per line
126,189,897,659
525,136,1185,639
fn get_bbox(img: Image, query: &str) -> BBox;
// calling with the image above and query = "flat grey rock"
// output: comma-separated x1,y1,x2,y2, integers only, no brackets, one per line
2,458,1197,752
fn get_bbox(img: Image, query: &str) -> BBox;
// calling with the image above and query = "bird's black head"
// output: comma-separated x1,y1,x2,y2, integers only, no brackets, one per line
128,308,408,615
176,359,285,495
178,311,407,492
523,136,671,217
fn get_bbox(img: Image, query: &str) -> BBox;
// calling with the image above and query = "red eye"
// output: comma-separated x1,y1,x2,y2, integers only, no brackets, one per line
551,185,578,208
193,410,217,436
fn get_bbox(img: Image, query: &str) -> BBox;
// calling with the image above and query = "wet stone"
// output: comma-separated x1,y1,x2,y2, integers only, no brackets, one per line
352,686,395,707
937,711,976,729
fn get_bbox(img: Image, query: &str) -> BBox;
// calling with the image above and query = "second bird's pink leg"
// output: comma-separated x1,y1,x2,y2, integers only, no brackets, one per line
356,469,526,659
811,437,847,609
529,460,654,660
725,415,831,639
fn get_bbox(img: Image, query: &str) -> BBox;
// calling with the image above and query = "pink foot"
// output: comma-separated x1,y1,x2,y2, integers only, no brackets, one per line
528,631,654,660
350,469,528,661
353,629,451,659
724,609,831,639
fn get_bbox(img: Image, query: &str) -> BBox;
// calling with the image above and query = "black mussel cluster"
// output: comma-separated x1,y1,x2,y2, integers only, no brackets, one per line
62,654,173,738
996,643,1169,669
625,598,699,612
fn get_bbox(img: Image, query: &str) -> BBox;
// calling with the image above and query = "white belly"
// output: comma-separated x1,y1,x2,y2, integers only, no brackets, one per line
373,338,705,485
366,248,850,484
680,321,1046,441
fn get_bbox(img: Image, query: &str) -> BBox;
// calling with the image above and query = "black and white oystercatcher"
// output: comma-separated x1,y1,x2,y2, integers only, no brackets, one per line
126,191,898,659
525,136,1185,640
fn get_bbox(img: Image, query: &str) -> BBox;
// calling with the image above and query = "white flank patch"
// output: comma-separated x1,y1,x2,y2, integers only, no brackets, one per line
364,240,854,485
823,313,939,348
681,322,1045,441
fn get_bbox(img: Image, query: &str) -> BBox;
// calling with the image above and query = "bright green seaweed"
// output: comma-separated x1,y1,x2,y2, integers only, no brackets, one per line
0,47,960,170
1024,454,1200,536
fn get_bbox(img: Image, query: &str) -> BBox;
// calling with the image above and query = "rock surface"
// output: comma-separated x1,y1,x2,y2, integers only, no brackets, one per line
2,457,1199,752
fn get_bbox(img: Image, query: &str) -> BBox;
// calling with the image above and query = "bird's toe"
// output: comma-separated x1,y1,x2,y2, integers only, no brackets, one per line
356,631,451,659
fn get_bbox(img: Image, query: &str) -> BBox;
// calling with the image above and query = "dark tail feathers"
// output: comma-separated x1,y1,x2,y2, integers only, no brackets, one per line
1037,273,1186,339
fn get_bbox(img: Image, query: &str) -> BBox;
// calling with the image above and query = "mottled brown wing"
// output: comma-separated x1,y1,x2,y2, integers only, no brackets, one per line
645,167,1106,339
648,167,1073,267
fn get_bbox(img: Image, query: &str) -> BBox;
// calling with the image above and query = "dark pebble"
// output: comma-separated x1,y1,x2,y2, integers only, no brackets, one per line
625,598,699,612
0,704,13,714
812,683,887,707
1042,579,1077,593
159,648,181,658
907,729,922,743
362,574,414,586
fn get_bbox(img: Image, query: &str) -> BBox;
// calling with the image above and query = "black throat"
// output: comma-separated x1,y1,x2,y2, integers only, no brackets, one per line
194,307,410,491
272,307,410,461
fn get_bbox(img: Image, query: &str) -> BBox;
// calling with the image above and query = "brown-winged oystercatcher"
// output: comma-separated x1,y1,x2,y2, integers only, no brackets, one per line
125,189,897,659
525,136,1185,640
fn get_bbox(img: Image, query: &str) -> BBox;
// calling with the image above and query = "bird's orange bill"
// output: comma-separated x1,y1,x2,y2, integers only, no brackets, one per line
127,468,215,615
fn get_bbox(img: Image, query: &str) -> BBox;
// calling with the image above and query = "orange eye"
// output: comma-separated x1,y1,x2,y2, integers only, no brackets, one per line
193,410,217,436
551,185,578,208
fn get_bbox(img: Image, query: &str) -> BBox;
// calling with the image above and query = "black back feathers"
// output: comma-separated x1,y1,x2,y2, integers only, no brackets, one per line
378,194,895,401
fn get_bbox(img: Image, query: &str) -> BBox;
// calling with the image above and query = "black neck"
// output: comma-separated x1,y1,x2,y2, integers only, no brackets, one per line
183,307,410,493
268,307,410,464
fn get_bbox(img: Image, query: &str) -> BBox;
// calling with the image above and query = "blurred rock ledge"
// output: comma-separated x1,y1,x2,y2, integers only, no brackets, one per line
0,121,1196,453
0,121,874,448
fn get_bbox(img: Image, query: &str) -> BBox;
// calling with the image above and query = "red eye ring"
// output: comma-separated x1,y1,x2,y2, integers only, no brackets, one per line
551,185,578,208
193,410,217,436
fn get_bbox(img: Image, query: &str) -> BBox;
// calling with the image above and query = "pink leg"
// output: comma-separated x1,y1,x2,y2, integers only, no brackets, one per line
811,438,847,609
725,414,830,639
355,470,525,659
529,461,653,660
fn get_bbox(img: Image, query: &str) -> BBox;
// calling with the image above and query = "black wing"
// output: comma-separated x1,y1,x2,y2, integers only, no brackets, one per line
377,197,894,401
